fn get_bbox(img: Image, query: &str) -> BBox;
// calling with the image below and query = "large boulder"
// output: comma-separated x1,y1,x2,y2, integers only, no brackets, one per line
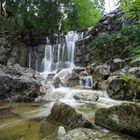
58,127,138,140
53,69,80,87
48,101,94,129
95,102,140,137
65,71,79,87
92,64,110,82
0,64,45,102
107,76,140,101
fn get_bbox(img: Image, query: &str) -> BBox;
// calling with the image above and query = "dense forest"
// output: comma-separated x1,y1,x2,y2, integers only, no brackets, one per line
0,0,105,33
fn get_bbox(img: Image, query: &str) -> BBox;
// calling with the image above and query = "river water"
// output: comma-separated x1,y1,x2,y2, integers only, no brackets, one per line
0,102,60,140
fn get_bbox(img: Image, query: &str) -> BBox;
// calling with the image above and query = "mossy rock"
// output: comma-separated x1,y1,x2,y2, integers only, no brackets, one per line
107,75,140,101
95,102,140,137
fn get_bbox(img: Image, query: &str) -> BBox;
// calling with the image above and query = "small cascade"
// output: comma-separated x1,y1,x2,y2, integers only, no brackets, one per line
42,31,83,75
28,47,39,71
79,71,93,89
28,47,32,68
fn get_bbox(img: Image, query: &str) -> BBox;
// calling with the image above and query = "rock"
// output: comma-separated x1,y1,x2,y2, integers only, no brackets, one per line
129,67,140,79
48,101,94,129
110,58,125,72
85,54,90,62
0,64,45,102
57,126,66,137
73,91,99,102
131,57,140,67
111,69,126,77
64,71,80,87
53,69,80,87
44,87,66,102
53,77,62,88
58,128,138,140
95,102,140,137
92,64,110,81
107,76,140,101
0,33,28,67
86,63,98,75
0,46,7,64
97,32,108,38
73,67,85,74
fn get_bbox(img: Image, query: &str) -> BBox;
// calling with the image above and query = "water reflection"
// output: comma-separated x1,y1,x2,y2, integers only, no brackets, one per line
0,102,59,140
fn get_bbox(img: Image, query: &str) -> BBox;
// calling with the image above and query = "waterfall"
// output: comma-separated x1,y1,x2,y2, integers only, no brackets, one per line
28,47,32,68
28,47,39,71
42,31,83,75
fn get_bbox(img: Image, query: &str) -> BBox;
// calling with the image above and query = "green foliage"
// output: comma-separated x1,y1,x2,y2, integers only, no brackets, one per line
131,46,140,59
72,0,101,30
0,0,104,33
119,72,140,95
120,0,140,23
91,25,140,62
120,72,135,84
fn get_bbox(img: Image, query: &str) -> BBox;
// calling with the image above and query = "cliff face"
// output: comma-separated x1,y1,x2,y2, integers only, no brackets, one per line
0,32,28,67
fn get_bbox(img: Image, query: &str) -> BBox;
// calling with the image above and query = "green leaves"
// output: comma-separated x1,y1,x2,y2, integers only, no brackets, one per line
91,25,140,62
120,0,140,22
1,0,103,33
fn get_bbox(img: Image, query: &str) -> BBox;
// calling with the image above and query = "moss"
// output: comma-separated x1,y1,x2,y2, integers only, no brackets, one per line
119,73,140,95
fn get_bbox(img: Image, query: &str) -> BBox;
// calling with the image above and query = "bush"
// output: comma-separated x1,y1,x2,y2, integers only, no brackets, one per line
91,25,140,62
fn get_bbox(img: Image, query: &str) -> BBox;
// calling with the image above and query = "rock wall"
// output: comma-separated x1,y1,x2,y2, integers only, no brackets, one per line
75,9,127,66
0,32,29,67
0,32,46,71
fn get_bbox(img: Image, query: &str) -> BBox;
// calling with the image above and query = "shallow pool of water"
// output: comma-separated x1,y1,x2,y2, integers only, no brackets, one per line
0,102,60,140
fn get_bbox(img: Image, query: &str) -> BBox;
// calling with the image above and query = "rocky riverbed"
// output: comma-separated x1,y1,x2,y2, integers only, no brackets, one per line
0,56,140,139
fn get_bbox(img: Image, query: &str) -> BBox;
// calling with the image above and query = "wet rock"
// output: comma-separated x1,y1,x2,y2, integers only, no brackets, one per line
64,71,80,87
58,128,138,140
58,126,66,136
73,91,99,102
53,77,62,88
44,88,66,102
73,67,85,74
53,69,80,87
110,58,125,72
92,64,110,81
48,101,94,129
86,63,98,75
131,57,140,67
0,46,7,64
111,69,126,77
0,64,45,102
95,102,140,137
129,67,140,79
107,77,140,101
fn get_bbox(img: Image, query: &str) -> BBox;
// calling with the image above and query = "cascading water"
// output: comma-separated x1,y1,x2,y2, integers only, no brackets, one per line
42,31,83,75
28,47,39,71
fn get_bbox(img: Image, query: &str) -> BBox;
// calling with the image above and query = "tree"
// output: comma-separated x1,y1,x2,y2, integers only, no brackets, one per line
0,0,105,33
120,0,140,22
